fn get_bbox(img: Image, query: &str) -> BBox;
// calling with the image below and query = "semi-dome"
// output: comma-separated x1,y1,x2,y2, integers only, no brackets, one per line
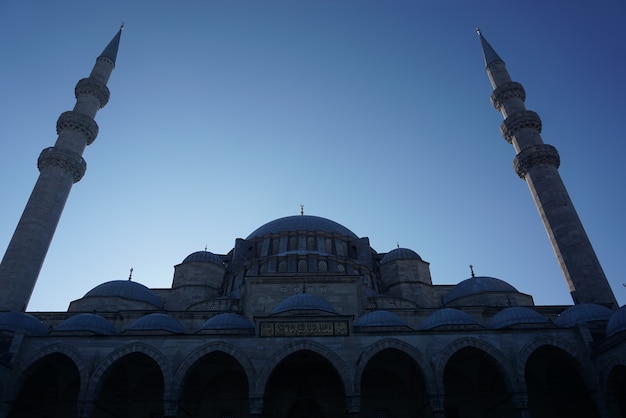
0,312,47,335
201,313,254,330
182,250,224,265
247,215,358,240
55,313,116,335
420,308,479,330
606,305,626,338
83,280,163,308
271,294,338,315
488,307,548,329
354,310,408,327
444,276,518,305
127,313,187,334
380,248,422,263
555,303,614,328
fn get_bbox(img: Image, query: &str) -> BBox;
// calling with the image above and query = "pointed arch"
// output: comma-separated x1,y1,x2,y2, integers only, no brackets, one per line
255,339,352,397
521,337,602,418
434,337,519,394
353,338,436,395
170,341,256,400
516,336,590,387
85,343,171,401
8,344,87,401
602,357,626,418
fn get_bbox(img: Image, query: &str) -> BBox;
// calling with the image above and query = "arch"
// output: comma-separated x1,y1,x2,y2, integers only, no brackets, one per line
256,340,352,397
85,343,171,402
357,340,435,418
354,338,436,395
516,336,590,389
175,343,252,418
522,339,601,417
434,337,519,394
7,349,82,418
9,344,87,401
170,341,256,400
603,359,626,418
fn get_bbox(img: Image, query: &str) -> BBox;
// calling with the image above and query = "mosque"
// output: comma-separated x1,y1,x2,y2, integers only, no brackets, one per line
0,27,625,418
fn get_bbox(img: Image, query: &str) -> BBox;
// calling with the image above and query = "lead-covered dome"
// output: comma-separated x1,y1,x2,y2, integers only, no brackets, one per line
55,313,116,335
444,276,519,305
182,250,223,265
201,313,254,330
127,313,187,334
354,310,409,328
606,305,626,338
83,280,163,308
555,303,613,328
0,312,47,335
381,248,422,263
420,308,479,330
272,294,338,315
488,307,548,329
247,215,358,240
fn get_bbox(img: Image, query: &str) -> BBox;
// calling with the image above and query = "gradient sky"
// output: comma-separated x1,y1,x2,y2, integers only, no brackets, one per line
0,1,625,311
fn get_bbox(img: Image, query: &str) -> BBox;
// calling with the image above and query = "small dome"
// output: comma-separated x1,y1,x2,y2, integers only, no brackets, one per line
182,251,224,265
127,313,187,334
84,280,162,308
488,307,548,329
272,294,338,315
420,308,478,330
555,304,614,328
201,313,254,330
55,313,116,335
381,248,422,263
247,215,358,240
444,276,518,305
0,312,47,335
606,305,626,338
354,310,408,327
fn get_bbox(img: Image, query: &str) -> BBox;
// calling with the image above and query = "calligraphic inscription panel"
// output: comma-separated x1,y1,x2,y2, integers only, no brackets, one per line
260,321,348,337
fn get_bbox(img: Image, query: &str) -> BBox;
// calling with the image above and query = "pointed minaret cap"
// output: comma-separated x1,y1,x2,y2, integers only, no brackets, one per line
99,24,124,65
476,28,503,67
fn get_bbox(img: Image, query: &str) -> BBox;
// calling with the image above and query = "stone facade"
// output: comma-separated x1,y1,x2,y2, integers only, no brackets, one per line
0,29,625,418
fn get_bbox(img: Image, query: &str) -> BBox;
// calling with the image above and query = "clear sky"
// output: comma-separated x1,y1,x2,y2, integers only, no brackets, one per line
0,1,625,311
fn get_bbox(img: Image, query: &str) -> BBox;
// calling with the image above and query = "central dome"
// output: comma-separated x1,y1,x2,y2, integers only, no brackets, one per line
247,215,358,240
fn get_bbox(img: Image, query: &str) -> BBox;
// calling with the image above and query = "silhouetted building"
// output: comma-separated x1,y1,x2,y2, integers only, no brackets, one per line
0,28,625,418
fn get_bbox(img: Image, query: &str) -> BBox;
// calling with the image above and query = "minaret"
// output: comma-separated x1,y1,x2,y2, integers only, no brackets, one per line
0,27,123,312
478,30,617,308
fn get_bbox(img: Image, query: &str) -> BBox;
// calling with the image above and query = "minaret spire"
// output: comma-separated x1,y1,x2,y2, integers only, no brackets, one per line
478,31,617,308
0,28,122,312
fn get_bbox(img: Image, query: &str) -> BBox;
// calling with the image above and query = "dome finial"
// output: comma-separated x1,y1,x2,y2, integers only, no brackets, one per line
397,242,400,249
469,264,475,278
300,204,304,215
128,267,133,281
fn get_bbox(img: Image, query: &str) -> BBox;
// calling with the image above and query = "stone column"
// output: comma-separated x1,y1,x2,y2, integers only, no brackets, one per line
511,392,531,418
77,400,94,418
429,394,446,418
346,395,361,418
249,397,263,418
163,399,178,418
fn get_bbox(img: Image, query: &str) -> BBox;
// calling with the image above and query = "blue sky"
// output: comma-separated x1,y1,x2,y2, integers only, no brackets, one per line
0,1,625,311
